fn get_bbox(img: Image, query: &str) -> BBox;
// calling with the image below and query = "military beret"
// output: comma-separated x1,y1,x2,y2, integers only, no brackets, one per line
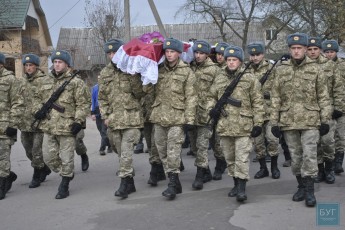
103,39,124,53
224,46,244,62
163,38,183,53
51,50,72,67
215,42,230,55
192,40,211,54
322,40,339,52
286,33,308,47
247,42,265,55
307,37,322,48
22,53,40,66
0,53,5,65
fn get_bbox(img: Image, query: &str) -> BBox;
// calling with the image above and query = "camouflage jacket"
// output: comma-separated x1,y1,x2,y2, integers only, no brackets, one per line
217,62,227,69
20,69,49,132
146,59,197,127
209,66,264,137
141,91,155,123
270,56,332,131
190,57,221,125
249,59,274,121
98,63,145,130
33,69,90,135
0,67,25,139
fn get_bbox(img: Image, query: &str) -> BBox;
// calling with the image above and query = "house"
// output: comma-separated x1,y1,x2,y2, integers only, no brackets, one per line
0,0,52,77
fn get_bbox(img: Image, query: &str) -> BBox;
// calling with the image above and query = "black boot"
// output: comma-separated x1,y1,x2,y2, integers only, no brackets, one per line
55,176,71,199
162,172,180,199
5,171,17,193
81,154,89,171
236,178,247,202
39,164,51,183
324,160,335,184
29,168,41,188
179,159,185,171
254,158,269,179
228,177,238,197
0,177,6,200
303,176,316,207
115,177,130,198
147,163,159,186
271,156,280,179
203,166,212,183
292,175,305,201
156,163,166,181
192,167,205,190
134,142,144,154
126,177,136,195
213,158,226,180
334,151,344,174
314,163,325,183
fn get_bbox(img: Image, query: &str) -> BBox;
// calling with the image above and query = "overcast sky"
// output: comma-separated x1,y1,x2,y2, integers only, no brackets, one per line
40,0,186,47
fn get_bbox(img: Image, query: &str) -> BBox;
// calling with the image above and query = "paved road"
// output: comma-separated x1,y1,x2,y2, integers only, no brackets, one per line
1,118,344,230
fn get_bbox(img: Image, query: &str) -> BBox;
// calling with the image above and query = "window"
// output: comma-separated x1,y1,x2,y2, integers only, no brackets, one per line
266,29,278,40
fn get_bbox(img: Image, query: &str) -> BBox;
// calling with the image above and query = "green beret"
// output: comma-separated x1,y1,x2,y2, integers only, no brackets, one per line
322,40,339,52
192,40,211,54
286,33,308,47
247,42,265,55
163,38,183,53
224,46,244,62
22,54,40,66
103,39,124,53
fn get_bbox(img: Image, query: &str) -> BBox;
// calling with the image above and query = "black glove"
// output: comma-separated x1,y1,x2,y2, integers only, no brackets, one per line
271,126,281,138
332,110,343,119
209,108,221,120
71,122,82,135
5,127,17,137
34,109,46,120
184,124,195,131
250,126,262,138
319,123,330,136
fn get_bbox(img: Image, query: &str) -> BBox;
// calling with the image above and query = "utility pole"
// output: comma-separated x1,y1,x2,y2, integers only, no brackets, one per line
147,0,168,38
124,0,131,41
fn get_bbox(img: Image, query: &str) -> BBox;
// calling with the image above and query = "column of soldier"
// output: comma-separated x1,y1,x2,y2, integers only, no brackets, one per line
0,33,344,209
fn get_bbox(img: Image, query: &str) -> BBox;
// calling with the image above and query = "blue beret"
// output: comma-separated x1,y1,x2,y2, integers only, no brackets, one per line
51,50,72,67
322,40,339,52
22,54,40,66
0,53,5,65
307,37,322,48
247,42,265,55
224,46,244,62
215,42,230,54
192,40,211,54
103,39,124,53
286,33,308,47
163,38,183,53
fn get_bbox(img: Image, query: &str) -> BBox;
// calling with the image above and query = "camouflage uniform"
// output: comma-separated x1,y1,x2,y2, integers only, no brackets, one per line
33,69,90,178
98,63,144,178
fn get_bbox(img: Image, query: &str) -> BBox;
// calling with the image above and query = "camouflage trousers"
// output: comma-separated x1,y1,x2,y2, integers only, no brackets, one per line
283,129,319,177
143,122,161,165
189,126,212,168
154,124,184,174
335,116,345,152
210,131,224,160
44,134,75,177
0,138,13,177
253,121,279,159
188,129,198,154
317,119,336,163
75,129,87,156
21,131,45,169
220,136,252,180
107,128,141,178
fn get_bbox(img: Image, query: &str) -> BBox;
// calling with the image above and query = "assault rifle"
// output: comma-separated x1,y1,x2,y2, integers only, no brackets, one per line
207,62,252,129
259,54,290,85
31,70,80,130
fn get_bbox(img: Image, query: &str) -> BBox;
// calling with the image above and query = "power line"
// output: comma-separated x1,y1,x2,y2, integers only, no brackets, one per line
48,0,83,30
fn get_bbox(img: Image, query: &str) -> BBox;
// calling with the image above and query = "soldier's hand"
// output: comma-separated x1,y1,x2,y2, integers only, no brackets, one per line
250,126,262,138
332,110,343,119
104,119,109,127
271,126,281,138
71,122,82,135
319,123,330,136
91,115,96,121
34,110,46,120
5,127,17,137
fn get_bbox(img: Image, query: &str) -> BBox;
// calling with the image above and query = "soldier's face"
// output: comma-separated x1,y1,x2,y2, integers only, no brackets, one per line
216,53,225,64
226,57,242,70
53,59,68,74
165,49,180,65
289,45,306,60
107,52,115,60
24,63,37,75
194,51,208,63
324,50,337,60
306,46,321,59
249,53,264,64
